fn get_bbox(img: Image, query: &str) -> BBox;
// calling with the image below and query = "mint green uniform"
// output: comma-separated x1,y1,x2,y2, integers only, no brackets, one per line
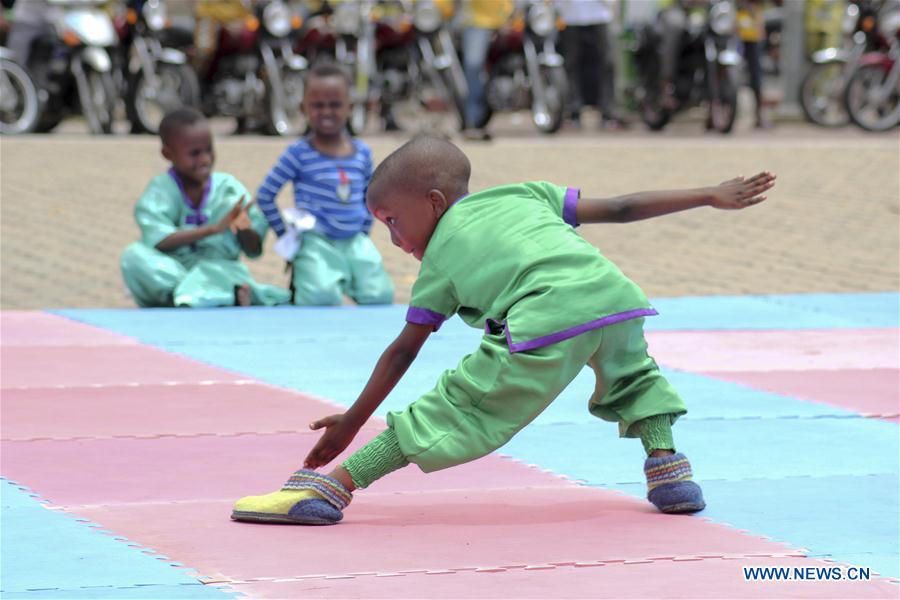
388,182,687,473
120,171,291,308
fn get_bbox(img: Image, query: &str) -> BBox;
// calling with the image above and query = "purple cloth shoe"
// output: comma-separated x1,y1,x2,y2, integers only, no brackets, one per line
644,453,706,514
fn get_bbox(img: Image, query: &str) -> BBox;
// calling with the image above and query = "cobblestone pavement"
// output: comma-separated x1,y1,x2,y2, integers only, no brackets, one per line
1,119,897,310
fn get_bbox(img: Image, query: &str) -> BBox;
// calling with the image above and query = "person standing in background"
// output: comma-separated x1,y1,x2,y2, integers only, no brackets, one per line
737,0,772,129
556,0,628,129
460,0,514,141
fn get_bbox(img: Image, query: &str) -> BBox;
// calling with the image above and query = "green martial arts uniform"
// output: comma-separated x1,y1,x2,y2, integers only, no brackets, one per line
290,231,395,307
120,170,291,308
388,182,687,474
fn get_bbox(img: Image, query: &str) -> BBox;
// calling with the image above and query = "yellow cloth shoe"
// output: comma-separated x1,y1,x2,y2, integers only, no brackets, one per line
231,470,352,525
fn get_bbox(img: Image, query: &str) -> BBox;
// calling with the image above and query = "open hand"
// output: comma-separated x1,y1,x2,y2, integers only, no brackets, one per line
303,413,360,469
213,199,244,234
710,171,776,210
230,196,255,234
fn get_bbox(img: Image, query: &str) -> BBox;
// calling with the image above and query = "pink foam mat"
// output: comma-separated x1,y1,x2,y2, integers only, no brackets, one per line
0,311,138,347
67,488,799,584
0,383,349,440
0,433,568,506
226,557,899,599
646,328,900,372
704,368,900,419
0,345,247,389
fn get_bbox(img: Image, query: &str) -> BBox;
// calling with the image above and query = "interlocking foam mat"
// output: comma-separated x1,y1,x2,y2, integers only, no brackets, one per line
2,292,898,598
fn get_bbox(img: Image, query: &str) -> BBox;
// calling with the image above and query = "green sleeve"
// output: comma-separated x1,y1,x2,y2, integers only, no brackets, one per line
407,262,459,331
135,178,180,249
521,181,578,225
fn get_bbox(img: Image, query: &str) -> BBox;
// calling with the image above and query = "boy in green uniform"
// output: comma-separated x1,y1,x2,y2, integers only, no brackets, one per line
121,108,290,308
232,137,776,524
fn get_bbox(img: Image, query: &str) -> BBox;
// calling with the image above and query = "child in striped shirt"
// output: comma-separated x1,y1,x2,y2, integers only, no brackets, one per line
255,63,394,306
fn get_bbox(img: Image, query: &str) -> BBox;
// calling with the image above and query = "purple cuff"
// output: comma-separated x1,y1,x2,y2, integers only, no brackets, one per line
506,308,658,353
563,187,580,228
406,307,448,331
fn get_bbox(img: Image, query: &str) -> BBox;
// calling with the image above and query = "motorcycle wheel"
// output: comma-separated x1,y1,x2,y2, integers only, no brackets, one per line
800,61,850,127
638,84,671,131
265,68,306,137
707,66,738,134
0,59,41,135
844,63,900,132
127,64,201,135
82,68,117,135
532,65,567,134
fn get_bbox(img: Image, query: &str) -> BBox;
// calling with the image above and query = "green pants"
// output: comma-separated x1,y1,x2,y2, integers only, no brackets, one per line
120,242,290,308
387,317,686,473
291,232,394,306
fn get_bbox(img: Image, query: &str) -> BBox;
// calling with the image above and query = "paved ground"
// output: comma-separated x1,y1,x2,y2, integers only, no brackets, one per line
1,115,898,309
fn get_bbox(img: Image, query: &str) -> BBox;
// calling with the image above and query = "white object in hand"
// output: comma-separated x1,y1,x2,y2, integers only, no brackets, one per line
273,227,300,260
273,208,317,260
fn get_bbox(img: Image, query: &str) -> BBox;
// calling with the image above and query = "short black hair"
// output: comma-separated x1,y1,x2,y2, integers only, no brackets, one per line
305,61,352,89
368,136,471,205
158,107,206,145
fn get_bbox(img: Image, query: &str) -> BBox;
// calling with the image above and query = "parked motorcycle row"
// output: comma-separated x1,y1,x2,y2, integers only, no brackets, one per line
3,0,898,137
800,0,900,131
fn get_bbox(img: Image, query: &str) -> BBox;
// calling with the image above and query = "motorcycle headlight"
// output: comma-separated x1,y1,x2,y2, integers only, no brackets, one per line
414,1,442,34
842,4,859,35
528,4,555,37
709,2,736,36
333,3,360,35
142,0,167,32
263,1,293,38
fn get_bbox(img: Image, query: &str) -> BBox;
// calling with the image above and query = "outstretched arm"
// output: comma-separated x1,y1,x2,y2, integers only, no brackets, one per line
303,322,434,469
575,171,776,224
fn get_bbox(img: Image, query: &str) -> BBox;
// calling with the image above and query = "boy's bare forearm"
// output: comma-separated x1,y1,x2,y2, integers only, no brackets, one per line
576,187,714,224
155,225,219,251
344,324,431,427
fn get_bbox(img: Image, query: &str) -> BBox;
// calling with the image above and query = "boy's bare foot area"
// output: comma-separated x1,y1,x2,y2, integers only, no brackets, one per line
235,284,252,307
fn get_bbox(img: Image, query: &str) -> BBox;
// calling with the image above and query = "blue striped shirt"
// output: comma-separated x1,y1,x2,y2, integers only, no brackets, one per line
256,138,374,239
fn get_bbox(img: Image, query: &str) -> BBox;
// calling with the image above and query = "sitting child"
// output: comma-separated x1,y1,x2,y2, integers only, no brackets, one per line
255,63,394,306
120,108,290,308
232,136,776,524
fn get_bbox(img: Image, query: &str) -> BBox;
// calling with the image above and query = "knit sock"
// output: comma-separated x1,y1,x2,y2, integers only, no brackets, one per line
633,413,675,455
644,453,706,513
342,427,410,489
231,470,352,524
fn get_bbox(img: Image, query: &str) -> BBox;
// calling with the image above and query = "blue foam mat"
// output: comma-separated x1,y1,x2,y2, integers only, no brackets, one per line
0,585,234,600
611,474,900,578
54,292,900,343
500,418,899,484
0,480,231,597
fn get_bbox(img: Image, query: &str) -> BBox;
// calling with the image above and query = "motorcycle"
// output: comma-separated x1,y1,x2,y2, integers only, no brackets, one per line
201,0,307,135
0,47,41,134
397,0,468,131
800,0,884,127
479,1,568,134
632,0,742,133
114,0,200,134
26,0,118,134
844,3,900,130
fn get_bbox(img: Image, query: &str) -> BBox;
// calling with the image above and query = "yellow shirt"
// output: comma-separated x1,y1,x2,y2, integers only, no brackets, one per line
464,0,514,29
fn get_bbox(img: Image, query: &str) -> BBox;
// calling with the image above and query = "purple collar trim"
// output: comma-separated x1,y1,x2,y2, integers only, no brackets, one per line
503,308,658,353
169,168,211,227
